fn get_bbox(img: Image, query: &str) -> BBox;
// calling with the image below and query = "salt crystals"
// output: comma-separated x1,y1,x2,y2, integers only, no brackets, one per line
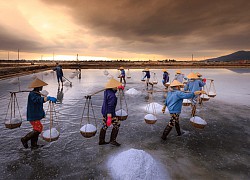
145,102,164,114
125,88,141,95
40,90,49,96
116,109,128,116
10,78,20,85
103,70,109,76
183,99,191,104
109,148,169,180
201,94,210,100
190,116,207,125
5,118,22,124
42,128,60,139
80,124,97,133
144,114,157,121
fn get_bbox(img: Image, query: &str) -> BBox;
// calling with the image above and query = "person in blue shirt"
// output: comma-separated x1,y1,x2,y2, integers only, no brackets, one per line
119,67,126,84
184,72,206,116
53,63,64,86
162,69,170,88
173,70,185,83
21,78,57,149
142,68,152,87
161,80,203,140
99,78,124,146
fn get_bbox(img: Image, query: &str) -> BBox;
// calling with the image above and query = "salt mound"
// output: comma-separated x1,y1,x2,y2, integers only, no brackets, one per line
208,91,216,96
145,102,164,114
109,148,168,180
144,114,157,120
107,74,114,79
125,88,141,95
80,124,97,132
69,74,76,79
43,128,60,138
40,90,49,96
201,94,210,99
5,118,22,124
190,116,207,125
10,78,20,85
44,72,49,76
183,99,191,103
64,81,71,87
103,70,109,76
116,109,128,116
32,75,37,79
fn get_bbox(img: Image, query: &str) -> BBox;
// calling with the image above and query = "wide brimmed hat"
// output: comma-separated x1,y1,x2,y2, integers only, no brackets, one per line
28,78,48,88
143,68,150,72
170,80,184,87
119,67,124,70
162,69,168,72
187,72,199,79
176,70,181,74
105,78,122,89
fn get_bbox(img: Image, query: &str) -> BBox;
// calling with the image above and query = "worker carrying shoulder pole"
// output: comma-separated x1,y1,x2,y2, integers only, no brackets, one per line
21,78,57,150
161,80,205,140
99,78,124,146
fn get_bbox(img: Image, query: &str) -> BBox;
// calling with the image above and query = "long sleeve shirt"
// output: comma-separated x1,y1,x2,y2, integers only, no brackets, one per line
143,71,150,79
53,66,63,77
163,72,169,83
184,79,206,92
165,90,194,114
101,89,117,117
27,91,45,121
174,74,184,83
120,69,125,77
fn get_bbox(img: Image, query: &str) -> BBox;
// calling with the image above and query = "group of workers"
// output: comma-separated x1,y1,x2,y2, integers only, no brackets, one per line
20,66,207,150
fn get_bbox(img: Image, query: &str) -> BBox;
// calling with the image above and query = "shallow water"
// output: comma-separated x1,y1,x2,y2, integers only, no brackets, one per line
0,68,249,179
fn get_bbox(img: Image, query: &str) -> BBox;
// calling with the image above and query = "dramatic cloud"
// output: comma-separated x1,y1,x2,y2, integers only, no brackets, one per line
0,0,250,60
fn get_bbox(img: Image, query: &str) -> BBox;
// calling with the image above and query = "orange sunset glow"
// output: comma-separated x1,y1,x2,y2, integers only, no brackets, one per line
0,0,249,61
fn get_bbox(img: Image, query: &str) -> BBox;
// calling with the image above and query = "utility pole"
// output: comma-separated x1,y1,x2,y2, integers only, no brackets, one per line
192,54,193,61
53,52,54,61
18,49,20,60
8,51,9,60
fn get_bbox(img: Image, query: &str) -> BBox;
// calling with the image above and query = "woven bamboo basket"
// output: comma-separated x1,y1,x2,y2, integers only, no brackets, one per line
5,122,22,129
127,76,131,79
144,119,157,124
80,130,97,138
153,81,158,84
190,117,207,129
117,115,128,121
208,94,216,98
42,135,60,142
201,96,210,101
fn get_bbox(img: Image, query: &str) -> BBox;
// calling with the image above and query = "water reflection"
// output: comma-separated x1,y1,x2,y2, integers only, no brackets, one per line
57,87,64,104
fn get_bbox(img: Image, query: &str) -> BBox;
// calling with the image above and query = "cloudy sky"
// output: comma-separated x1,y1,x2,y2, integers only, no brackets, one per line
0,0,249,61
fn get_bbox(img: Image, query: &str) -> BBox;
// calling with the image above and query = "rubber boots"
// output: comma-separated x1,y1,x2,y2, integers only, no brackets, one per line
21,131,36,149
110,128,121,146
175,122,182,136
99,128,109,145
161,125,172,140
31,131,43,149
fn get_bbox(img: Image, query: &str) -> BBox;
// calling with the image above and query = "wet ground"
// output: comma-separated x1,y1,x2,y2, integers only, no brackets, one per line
0,68,249,180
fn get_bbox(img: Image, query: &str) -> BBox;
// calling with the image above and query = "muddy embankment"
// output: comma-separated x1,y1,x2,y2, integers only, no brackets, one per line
0,60,249,80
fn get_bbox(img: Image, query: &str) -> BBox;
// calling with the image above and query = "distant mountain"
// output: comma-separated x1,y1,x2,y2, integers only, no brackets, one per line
205,51,250,62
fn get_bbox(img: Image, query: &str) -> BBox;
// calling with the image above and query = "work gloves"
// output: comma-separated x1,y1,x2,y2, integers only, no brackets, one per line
118,85,125,90
47,96,57,103
194,90,206,95
202,78,207,83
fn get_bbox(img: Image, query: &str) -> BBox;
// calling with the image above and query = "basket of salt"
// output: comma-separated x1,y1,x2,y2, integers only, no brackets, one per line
42,128,60,142
116,109,128,121
190,116,207,129
80,124,97,138
208,91,216,97
183,99,191,106
153,81,158,84
144,113,157,124
5,118,22,129
200,94,210,101
127,76,131,79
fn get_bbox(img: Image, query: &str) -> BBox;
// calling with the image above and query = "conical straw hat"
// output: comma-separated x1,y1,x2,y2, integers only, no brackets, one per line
28,78,48,88
119,67,124,70
187,72,198,79
143,68,150,72
105,78,122,89
170,80,184,87
176,70,181,74
162,69,167,72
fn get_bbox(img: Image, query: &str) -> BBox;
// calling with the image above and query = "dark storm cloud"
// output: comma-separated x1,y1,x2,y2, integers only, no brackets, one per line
41,0,250,43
